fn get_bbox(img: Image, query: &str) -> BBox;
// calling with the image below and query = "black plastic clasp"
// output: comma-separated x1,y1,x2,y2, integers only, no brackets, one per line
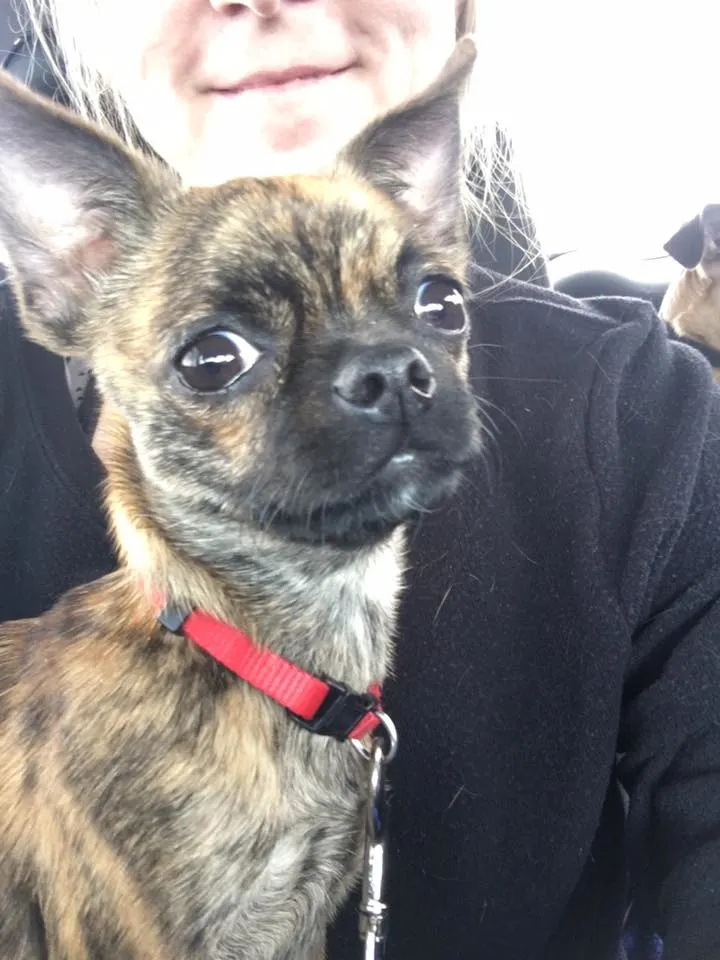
157,604,190,634
289,679,379,741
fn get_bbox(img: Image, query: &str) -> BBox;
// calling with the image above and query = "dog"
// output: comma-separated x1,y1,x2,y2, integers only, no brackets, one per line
0,37,481,960
660,203,720,380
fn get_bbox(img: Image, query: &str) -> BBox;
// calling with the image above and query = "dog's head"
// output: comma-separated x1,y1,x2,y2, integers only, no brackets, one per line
665,203,720,277
0,40,481,559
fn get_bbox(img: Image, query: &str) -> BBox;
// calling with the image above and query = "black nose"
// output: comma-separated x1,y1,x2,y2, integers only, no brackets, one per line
333,344,436,423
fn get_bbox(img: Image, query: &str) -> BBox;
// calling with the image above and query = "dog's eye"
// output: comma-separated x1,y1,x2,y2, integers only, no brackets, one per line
414,277,468,334
175,330,261,393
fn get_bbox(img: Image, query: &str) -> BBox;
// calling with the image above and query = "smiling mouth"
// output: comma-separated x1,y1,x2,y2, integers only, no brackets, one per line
211,65,351,97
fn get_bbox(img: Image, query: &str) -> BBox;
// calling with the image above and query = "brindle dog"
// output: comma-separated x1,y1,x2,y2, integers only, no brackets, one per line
0,39,481,960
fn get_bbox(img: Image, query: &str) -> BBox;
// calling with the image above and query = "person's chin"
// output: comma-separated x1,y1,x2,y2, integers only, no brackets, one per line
187,91,375,184
186,133,338,186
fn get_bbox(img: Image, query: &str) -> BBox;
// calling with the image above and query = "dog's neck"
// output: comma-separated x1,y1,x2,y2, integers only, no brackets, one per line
103,416,404,689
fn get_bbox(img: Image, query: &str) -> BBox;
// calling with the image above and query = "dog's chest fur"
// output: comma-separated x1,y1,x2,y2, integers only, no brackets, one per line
204,738,367,960
0,543,402,960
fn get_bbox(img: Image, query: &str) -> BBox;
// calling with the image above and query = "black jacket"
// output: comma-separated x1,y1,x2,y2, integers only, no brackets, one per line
2,264,720,960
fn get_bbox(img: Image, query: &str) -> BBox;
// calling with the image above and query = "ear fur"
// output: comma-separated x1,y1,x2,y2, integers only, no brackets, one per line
664,214,704,270
0,71,174,355
339,37,477,248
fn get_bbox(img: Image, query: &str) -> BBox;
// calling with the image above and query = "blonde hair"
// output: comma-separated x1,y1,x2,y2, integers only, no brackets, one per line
18,0,538,269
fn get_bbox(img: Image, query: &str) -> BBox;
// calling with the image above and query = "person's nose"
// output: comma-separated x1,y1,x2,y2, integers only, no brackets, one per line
209,0,282,17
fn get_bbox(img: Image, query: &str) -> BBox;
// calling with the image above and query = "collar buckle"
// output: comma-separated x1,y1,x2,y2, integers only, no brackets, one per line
288,678,380,742
157,602,189,634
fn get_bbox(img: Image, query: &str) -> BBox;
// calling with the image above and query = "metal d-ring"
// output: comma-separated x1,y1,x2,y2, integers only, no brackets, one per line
351,710,398,764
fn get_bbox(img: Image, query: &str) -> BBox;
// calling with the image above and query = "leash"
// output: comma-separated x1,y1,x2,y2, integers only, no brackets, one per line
356,727,397,960
153,596,398,959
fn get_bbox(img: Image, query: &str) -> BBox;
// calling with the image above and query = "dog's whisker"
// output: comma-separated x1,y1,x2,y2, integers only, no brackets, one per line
473,393,524,443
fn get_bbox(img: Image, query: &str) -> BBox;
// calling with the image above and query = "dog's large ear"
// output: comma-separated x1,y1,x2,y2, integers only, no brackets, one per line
339,37,476,247
0,72,173,355
664,213,704,269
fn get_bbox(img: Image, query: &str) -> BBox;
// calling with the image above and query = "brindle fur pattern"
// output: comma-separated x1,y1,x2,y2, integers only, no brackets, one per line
0,39,481,959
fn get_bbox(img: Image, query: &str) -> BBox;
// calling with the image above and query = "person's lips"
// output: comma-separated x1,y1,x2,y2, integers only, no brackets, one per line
208,64,351,96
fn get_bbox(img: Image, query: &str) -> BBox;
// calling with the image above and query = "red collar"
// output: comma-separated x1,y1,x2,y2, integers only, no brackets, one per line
153,598,383,743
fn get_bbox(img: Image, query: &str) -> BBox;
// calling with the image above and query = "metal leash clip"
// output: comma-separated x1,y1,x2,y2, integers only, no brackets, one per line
352,711,398,960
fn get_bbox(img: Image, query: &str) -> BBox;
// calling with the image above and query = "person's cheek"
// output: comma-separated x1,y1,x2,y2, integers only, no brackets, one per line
350,0,457,108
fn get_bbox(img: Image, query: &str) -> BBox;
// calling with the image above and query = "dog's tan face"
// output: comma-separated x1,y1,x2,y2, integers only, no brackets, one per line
661,203,720,369
0,41,481,554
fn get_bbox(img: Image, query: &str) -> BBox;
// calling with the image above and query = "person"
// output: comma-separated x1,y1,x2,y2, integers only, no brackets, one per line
2,1,719,958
